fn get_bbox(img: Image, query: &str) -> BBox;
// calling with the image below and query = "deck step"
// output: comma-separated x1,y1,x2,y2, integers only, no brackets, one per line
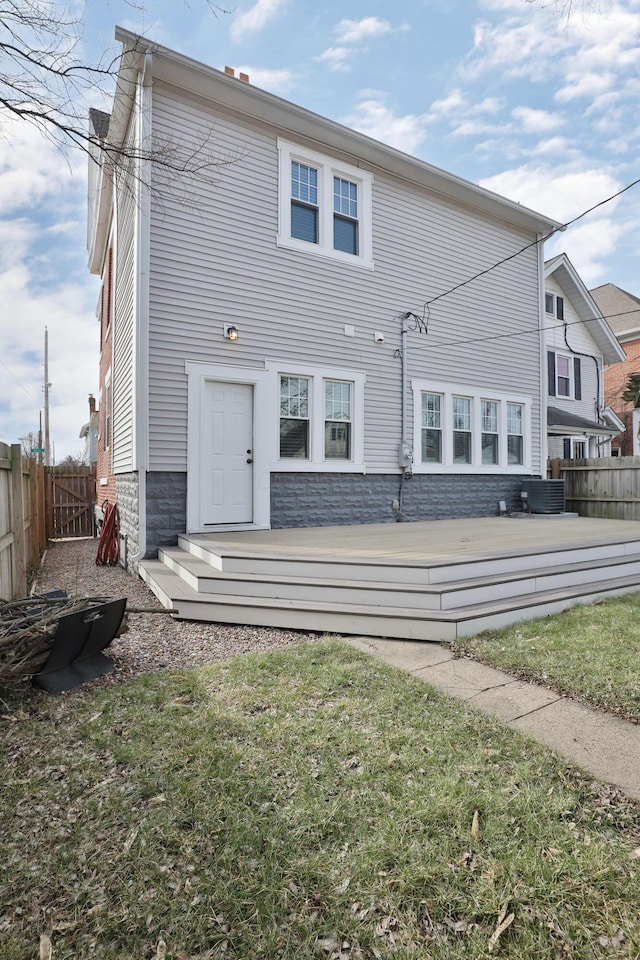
139,557,640,643
160,546,640,612
178,533,640,585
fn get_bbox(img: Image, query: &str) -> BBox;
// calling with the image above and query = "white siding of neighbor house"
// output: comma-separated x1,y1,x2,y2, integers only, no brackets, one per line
112,117,137,473
146,83,544,475
545,274,602,424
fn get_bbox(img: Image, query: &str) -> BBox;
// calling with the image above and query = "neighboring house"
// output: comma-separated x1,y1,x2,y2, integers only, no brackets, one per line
544,255,624,459
78,394,99,466
590,282,640,455
87,29,560,570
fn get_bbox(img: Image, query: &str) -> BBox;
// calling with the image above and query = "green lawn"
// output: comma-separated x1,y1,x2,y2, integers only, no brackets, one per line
450,593,640,722
2,638,640,959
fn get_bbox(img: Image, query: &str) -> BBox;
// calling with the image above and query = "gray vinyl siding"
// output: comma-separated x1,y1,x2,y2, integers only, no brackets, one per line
147,83,543,474
113,118,137,473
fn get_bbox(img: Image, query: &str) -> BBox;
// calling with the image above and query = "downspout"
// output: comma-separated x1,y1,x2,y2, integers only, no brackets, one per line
398,314,409,519
538,236,548,476
131,51,152,564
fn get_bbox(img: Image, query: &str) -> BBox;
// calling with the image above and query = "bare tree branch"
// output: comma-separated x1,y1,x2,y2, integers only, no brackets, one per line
0,1,233,189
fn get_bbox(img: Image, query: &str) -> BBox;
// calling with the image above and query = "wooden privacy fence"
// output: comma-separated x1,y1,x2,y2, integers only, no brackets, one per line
557,456,640,521
0,443,46,601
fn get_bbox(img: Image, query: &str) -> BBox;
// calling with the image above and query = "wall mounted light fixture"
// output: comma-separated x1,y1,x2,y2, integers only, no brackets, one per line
224,324,239,341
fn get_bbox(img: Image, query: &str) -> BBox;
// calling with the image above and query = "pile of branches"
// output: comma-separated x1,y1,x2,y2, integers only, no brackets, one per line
0,596,113,682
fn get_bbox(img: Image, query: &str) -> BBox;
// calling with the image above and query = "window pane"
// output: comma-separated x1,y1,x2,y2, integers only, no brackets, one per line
453,431,471,464
422,428,442,463
291,201,318,243
324,421,351,459
334,215,358,254
453,396,471,431
507,435,523,465
482,433,498,464
291,161,317,204
324,380,351,420
481,400,497,432
422,393,441,429
280,419,309,459
280,376,309,418
545,293,554,314
333,177,357,218
507,402,523,435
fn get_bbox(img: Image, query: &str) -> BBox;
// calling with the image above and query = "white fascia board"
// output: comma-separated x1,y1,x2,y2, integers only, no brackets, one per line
114,26,560,237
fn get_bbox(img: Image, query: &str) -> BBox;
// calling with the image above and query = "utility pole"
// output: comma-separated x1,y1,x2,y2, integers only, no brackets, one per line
44,327,51,467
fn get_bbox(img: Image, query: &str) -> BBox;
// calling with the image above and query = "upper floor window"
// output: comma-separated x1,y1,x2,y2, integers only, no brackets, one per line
277,139,373,269
545,292,564,320
547,351,582,401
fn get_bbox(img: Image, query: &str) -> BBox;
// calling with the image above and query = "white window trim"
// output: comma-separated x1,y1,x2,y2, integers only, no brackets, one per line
411,379,532,474
266,360,366,472
555,352,574,399
276,138,374,270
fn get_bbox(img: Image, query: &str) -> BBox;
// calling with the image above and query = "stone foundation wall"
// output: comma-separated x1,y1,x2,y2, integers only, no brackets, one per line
115,472,139,573
270,472,530,528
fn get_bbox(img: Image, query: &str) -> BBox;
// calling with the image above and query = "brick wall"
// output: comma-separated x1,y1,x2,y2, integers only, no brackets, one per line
604,337,640,454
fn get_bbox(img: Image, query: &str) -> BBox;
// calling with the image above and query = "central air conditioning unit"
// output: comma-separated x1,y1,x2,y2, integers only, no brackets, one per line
521,479,566,514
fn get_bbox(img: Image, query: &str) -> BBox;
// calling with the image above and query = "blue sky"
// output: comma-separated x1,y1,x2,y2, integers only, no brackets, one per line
1,0,639,458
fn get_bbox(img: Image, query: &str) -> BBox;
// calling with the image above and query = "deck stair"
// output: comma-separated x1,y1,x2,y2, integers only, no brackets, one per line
138,520,640,642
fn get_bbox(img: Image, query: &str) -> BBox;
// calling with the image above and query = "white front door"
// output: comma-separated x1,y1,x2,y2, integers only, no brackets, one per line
201,381,254,525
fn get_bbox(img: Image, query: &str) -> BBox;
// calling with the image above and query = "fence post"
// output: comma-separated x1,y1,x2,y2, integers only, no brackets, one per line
10,443,27,599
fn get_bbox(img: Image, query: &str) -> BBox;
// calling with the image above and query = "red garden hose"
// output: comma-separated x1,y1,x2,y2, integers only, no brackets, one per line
96,500,120,566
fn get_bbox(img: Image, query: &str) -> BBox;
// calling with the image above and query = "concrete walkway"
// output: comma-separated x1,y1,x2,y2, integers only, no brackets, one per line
346,636,640,801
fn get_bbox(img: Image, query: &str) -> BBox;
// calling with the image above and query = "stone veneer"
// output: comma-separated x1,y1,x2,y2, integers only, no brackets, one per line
270,473,529,529
115,472,140,573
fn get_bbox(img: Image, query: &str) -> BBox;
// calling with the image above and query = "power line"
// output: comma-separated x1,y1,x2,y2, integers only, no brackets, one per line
428,307,640,351
0,357,39,403
423,175,640,309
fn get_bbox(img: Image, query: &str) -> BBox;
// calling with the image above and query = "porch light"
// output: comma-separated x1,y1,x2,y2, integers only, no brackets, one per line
224,324,239,341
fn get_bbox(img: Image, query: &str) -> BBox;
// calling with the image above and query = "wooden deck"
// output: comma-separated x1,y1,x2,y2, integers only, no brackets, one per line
139,516,640,641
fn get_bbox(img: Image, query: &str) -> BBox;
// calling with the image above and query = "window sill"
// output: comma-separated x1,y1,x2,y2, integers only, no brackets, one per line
276,235,374,271
271,460,366,473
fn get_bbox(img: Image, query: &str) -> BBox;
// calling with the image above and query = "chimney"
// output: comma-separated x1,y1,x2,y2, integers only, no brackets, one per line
89,394,96,414
239,72,250,83
224,66,235,77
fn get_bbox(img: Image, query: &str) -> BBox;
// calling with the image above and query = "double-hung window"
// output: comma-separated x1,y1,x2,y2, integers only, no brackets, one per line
278,140,373,268
481,400,498,465
324,380,352,459
412,380,531,474
271,362,365,471
507,402,524,465
421,393,442,463
279,376,310,459
291,162,318,244
452,396,472,464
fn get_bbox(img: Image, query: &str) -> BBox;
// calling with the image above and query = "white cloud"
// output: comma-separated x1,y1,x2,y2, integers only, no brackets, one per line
335,17,393,44
512,106,564,133
314,46,351,73
546,218,626,287
429,89,467,116
480,164,621,224
342,95,430,153
530,135,574,157
479,164,628,286
230,0,287,41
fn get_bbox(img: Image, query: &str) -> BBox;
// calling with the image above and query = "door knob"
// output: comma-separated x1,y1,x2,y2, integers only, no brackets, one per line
246,458,253,464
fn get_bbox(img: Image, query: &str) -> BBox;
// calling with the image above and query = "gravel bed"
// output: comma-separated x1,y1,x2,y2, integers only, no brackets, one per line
33,538,315,685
